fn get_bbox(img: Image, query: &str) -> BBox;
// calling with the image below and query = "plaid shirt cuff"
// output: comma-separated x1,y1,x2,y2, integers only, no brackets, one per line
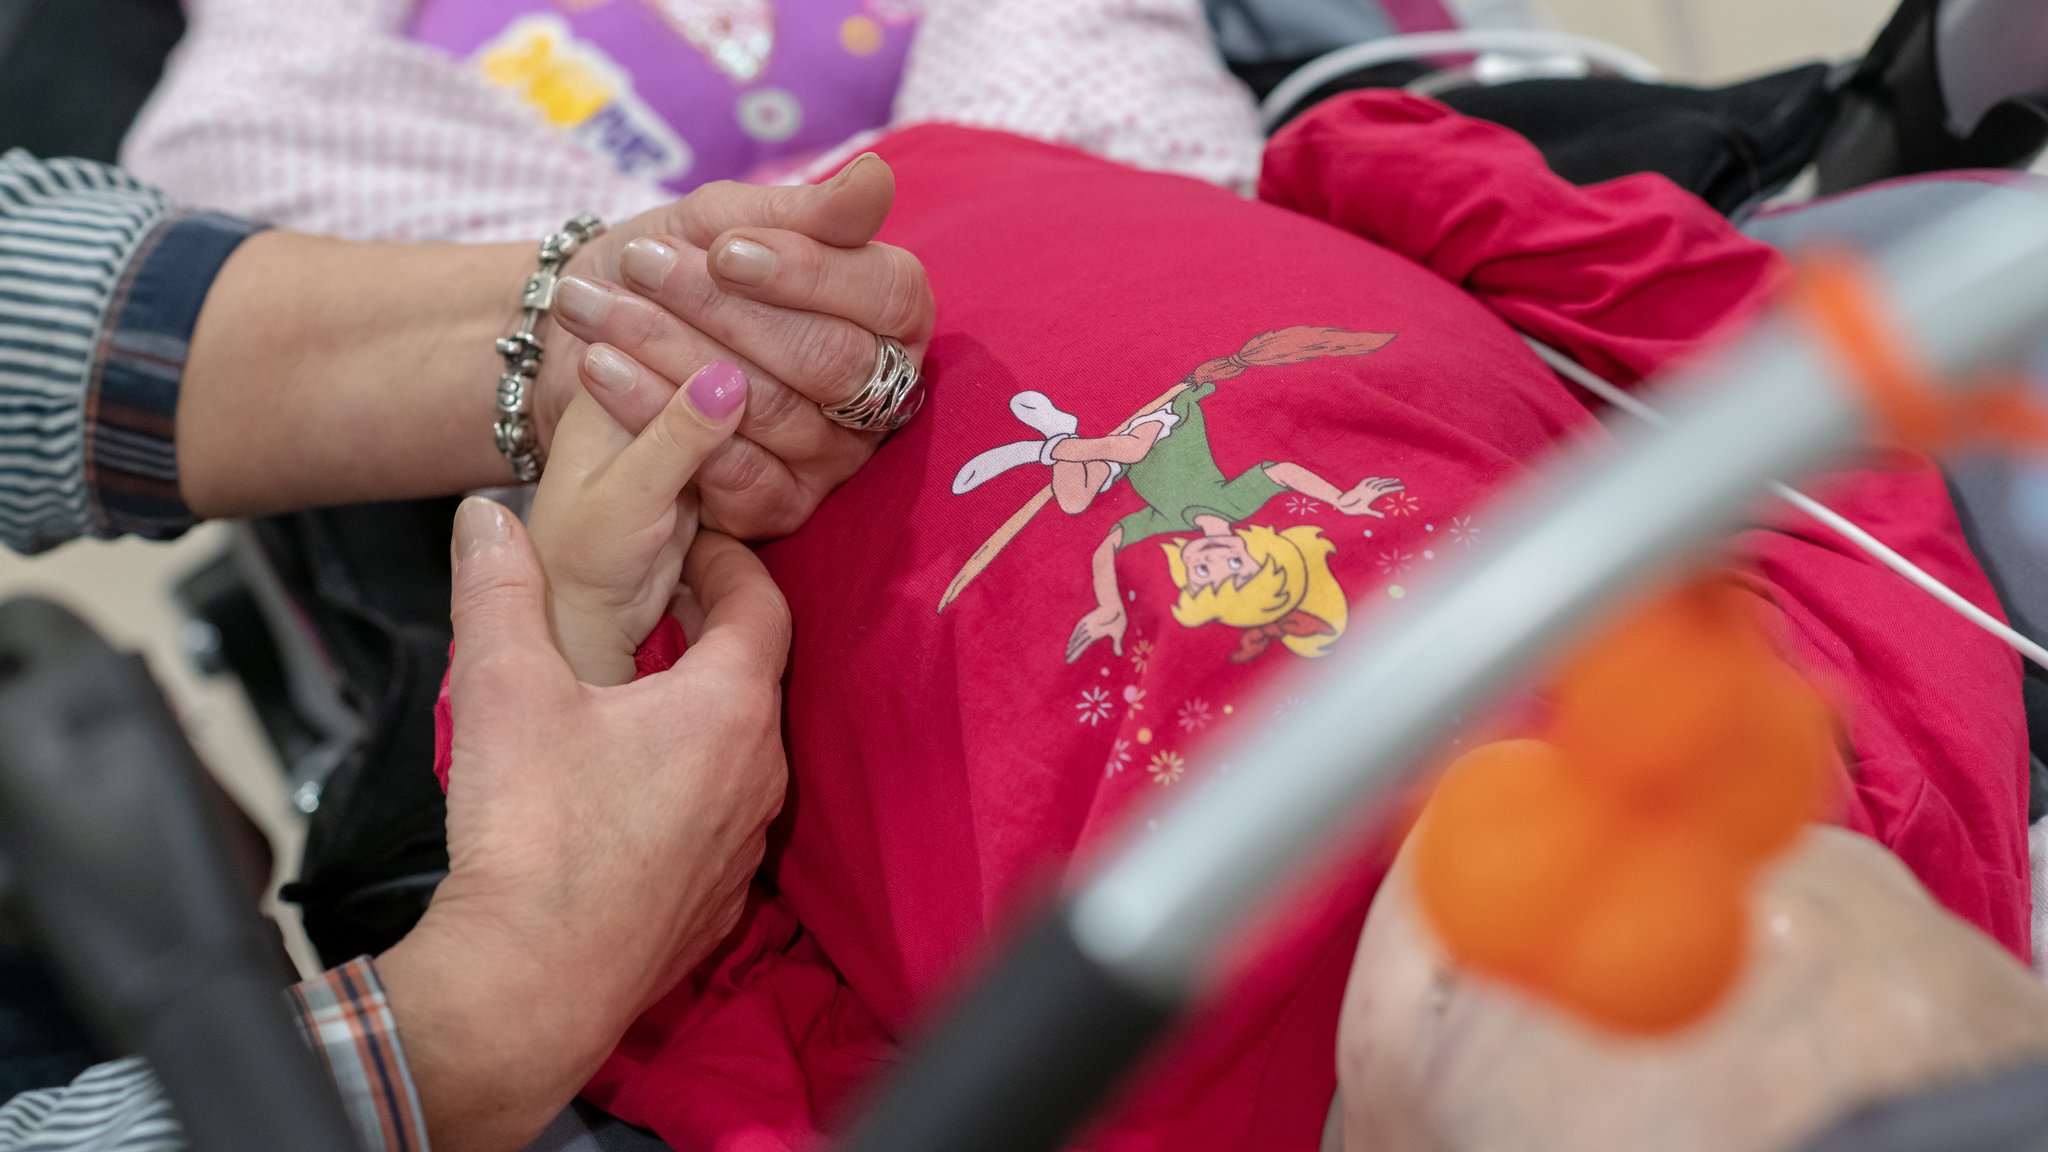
83,209,263,541
289,957,431,1152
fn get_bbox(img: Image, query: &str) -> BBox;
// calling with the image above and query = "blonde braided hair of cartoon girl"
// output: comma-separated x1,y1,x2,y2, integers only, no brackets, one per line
1164,524,1346,661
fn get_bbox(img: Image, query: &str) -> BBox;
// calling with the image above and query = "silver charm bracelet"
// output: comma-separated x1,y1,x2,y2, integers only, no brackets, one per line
493,212,607,483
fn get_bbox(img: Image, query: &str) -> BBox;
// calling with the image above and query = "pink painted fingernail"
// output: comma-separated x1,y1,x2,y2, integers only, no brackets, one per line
552,276,612,325
622,238,679,289
685,361,747,421
583,344,636,394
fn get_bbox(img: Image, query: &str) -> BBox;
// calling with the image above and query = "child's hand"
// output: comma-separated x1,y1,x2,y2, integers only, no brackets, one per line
527,355,749,685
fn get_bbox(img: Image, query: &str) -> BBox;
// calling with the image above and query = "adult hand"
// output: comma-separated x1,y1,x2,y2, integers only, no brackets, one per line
377,500,791,1152
1332,828,2048,1152
538,154,934,538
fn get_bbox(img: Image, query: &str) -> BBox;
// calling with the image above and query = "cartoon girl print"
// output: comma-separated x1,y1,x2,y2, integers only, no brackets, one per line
950,326,1407,665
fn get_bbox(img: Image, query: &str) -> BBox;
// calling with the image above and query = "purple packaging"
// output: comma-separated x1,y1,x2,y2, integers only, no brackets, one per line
410,0,918,190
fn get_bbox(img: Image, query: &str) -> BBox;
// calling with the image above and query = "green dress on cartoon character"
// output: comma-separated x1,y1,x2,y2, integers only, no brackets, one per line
949,326,1409,664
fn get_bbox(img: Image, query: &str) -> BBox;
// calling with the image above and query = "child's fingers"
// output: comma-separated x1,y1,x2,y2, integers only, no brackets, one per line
579,342,684,442
548,387,635,486
598,361,748,527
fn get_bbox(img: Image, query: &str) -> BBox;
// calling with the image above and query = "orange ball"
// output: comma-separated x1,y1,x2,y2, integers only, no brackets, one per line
1414,740,1616,977
1540,830,1750,1034
1669,660,1835,859
1550,582,1767,803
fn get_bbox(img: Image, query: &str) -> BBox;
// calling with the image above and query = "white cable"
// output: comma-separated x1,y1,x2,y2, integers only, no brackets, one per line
1259,30,1663,131
1525,337,2048,672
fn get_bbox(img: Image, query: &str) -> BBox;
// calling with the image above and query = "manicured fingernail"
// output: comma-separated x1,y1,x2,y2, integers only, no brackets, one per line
583,344,636,394
552,276,612,325
621,238,679,289
452,497,512,563
715,238,776,286
685,361,747,422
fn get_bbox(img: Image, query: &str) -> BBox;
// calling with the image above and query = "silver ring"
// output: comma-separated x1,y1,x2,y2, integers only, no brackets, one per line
822,335,923,433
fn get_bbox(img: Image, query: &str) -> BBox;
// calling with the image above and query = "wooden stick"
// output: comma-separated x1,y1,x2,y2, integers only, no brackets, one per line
937,382,1191,613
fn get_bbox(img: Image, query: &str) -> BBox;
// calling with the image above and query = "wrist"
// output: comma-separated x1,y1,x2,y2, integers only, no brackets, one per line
378,907,627,1152
179,234,540,518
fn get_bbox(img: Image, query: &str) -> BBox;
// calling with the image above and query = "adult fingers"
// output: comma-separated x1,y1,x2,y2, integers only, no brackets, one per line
695,435,822,540
554,277,872,479
577,341,678,438
677,532,792,682
598,361,748,528
620,237,907,413
706,231,933,347
671,153,894,250
449,498,569,711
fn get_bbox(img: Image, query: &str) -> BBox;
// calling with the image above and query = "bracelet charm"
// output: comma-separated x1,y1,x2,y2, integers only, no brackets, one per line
493,212,605,482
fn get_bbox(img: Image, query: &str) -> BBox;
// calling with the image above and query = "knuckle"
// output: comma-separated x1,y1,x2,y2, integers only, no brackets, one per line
668,265,729,326
460,643,529,697
453,566,542,628
791,318,871,399
699,437,776,498
738,372,809,437
676,182,741,244
608,296,668,351
759,503,807,539
781,243,831,309
872,247,933,339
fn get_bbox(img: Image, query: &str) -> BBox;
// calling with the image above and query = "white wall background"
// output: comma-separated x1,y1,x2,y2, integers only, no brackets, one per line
1541,0,1897,80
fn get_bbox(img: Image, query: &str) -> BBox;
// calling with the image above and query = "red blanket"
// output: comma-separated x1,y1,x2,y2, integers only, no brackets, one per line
438,93,2029,1151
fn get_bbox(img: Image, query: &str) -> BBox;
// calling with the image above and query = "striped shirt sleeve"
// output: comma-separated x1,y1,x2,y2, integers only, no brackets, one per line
0,150,260,554
0,1058,182,1152
0,959,428,1152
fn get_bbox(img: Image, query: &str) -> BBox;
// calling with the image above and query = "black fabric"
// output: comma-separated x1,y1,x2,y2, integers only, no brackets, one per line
0,932,98,1098
261,501,458,968
0,0,184,163
1815,0,2048,195
1436,66,1837,217
1265,63,1838,218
